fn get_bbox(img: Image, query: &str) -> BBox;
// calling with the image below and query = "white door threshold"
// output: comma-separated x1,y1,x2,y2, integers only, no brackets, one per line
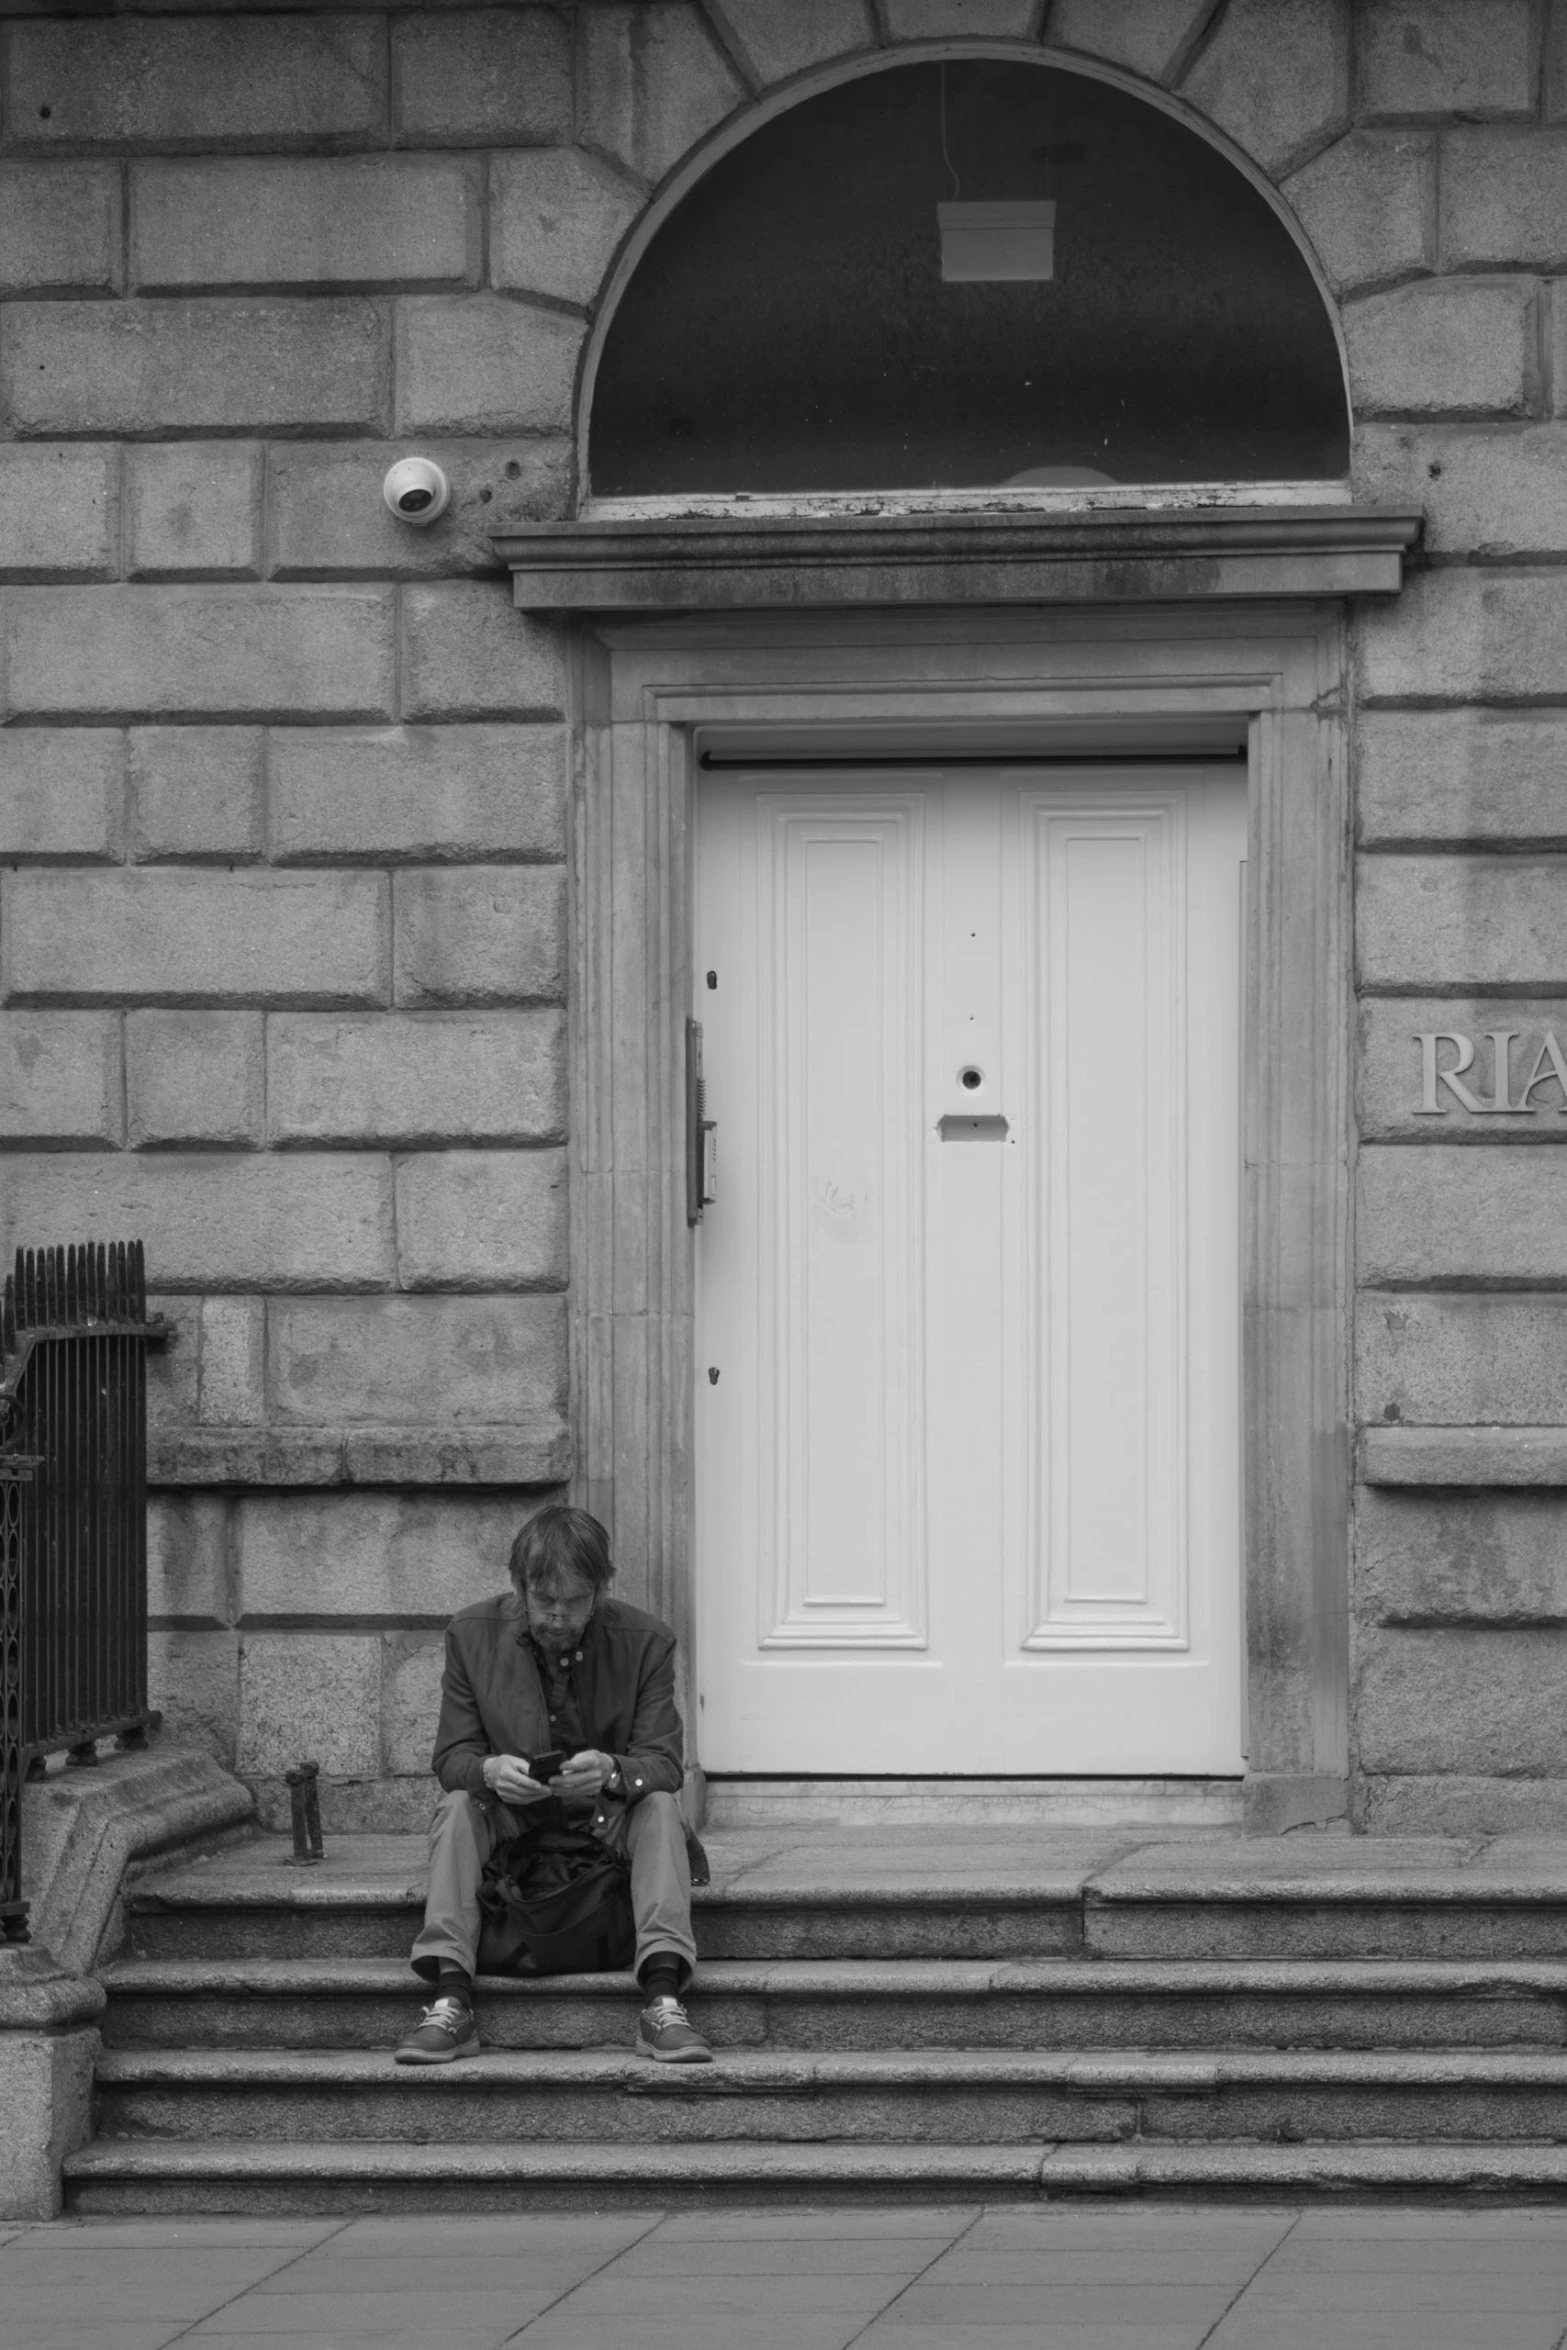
700,1777,1245,1830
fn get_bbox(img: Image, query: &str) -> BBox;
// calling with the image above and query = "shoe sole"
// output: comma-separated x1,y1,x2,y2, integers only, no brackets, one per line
393,2038,481,2066
636,2038,714,2064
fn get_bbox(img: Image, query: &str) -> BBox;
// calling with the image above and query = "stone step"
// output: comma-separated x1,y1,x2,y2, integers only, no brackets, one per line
62,2134,1567,2216
97,1953,1567,2053
89,2044,1567,2149
126,1830,1567,1964
127,1873,1082,1965
95,2011,1567,2161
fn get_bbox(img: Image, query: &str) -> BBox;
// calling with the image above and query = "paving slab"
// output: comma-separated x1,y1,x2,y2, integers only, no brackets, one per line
0,2326,185,2350
1086,1835,1487,1898
183,2287,553,2334
8,2220,345,2249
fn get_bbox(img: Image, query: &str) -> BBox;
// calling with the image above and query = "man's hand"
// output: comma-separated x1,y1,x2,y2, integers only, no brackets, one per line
482,1753,551,1804
556,1749,615,1795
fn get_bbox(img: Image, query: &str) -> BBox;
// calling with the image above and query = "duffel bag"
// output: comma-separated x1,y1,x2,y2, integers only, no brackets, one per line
476,1824,635,1977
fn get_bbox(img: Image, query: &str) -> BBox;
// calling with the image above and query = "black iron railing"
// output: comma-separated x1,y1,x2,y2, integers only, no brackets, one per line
0,1461,28,1944
0,1243,166,1944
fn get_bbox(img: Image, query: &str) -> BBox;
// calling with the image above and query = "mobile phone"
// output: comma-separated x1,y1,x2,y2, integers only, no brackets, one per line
529,1748,569,1783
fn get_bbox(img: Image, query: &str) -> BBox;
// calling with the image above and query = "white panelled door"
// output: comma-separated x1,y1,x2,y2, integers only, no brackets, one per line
694,762,1246,1775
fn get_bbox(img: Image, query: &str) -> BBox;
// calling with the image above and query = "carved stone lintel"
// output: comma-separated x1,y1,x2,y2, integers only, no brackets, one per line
497,505,1422,613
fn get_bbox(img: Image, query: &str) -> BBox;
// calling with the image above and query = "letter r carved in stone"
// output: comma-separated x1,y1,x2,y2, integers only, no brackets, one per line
1415,1032,1567,1115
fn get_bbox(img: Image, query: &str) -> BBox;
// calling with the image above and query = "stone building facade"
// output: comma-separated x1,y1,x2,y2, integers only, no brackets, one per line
1,0,1565,1836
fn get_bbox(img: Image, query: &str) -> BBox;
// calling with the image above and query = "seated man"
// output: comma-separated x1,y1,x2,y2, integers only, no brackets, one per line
394,1503,711,2067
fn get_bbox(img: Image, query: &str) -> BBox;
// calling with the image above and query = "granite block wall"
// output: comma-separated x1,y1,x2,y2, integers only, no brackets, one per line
1,0,1564,1826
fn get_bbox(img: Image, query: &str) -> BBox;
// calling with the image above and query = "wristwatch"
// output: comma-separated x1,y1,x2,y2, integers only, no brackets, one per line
605,1759,624,1794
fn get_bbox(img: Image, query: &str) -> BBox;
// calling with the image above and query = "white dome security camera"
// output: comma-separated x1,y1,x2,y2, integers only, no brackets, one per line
382,456,451,526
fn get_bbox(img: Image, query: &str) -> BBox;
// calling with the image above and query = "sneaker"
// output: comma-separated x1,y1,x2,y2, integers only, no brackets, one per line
636,1994,712,2064
394,1994,479,2065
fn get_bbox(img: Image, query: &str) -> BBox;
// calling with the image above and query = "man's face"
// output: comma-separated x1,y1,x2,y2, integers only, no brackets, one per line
521,1570,598,1656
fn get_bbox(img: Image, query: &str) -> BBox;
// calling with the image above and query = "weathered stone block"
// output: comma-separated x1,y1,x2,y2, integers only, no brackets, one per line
713,0,873,82
1357,711,1567,848
579,2,747,186
1442,130,1567,269
1358,1147,1567,1285
237,1633,381,1779
392,867,567,1006
254,1774,434,1835
1361,1775,1567,1834
131,157,478,293
0,1013,122,1148
268,725,566,863
1358,854,1567,990
1359,1489,1567,1627
0,2025,97,2221
395,1148,569,1289
393,296,581,435
0,1155,393,1292
3,300,389,436
0,731,123,861
4,19,387,148
1342,279,1538,418
489,151,644,310
1353,425,1567,560
3,585,396,722
126,445,261,581
127,1012,265,1149
1282,133,1433,296
199,1296,266,1426
0,446,118,582
2,869,388,1008
237,1493,529,1625
392,9,573,144
1044,0,1209,77
1359,998,1567,1141
128,728,265,863
266,439,569,581
145,1290,200,1439
1180,0,1349,178
1359,1293,1567,1427
148,1494,231,1627
1552,300,1567,422
0,162,121,295
383,1633,447,1776
1358,569,1567,704
267,1294,567,1427
266,1010,565,1144
399,584,565,722
146,1629,239,1767
1357,0,1533,121
1357,1624,1567,1775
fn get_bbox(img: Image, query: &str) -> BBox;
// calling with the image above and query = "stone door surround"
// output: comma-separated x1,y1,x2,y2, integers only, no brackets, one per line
500,508,1420,1827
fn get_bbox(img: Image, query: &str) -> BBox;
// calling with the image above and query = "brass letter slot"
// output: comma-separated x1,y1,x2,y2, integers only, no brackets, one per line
937,1113,1009,1140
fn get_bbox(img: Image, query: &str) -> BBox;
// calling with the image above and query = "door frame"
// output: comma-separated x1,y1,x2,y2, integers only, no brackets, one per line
565,601,1352,1828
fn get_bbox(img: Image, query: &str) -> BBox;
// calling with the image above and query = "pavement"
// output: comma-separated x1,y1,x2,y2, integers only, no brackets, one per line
8,2203,1567,2350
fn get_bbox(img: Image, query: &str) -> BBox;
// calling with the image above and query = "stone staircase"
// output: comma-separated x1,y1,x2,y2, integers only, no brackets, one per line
62,1826,1567,2209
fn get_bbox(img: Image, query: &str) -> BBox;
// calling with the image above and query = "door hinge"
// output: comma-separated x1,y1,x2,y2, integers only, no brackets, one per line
686,1016,717,1225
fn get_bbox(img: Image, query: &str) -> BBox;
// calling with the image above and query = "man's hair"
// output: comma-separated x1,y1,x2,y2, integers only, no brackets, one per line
508,1504,615,1596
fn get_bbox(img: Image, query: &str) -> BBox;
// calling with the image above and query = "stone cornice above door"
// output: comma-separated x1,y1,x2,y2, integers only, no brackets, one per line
495,506,1423,614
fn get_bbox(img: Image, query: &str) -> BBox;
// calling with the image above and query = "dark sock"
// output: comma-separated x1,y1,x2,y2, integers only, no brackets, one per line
435,1967,473,2007
640,1957,682,2004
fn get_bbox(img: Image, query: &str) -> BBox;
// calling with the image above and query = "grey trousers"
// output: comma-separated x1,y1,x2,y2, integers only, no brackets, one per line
410,1786,697,1989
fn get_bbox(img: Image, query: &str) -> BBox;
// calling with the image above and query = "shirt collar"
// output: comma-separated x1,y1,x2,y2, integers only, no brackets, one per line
509,1591,604,1670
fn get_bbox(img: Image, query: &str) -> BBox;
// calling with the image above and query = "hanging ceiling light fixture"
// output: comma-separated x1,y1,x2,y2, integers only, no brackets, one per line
936,65,1056,282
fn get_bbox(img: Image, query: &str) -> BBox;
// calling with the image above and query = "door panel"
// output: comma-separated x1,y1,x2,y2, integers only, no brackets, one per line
695,762,1245,1776
757,794,928,1648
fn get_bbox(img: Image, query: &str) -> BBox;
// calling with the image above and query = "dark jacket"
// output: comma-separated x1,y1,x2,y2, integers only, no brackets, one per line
430,1591,684,1860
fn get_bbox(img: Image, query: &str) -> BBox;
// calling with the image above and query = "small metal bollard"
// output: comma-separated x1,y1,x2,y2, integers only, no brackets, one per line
285,1760,324,1866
